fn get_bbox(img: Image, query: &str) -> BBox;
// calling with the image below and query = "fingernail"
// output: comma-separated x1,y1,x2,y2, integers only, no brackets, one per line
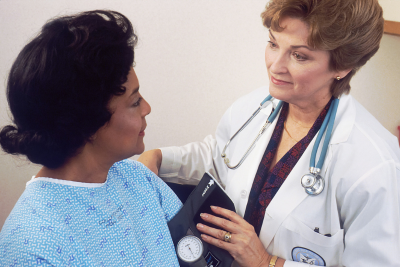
201,234,208,240
200,213,208,218
197,223,204,229
210,206,217,210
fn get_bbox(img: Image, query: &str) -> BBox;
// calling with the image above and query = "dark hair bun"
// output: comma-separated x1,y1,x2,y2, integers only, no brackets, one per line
0,126,68,168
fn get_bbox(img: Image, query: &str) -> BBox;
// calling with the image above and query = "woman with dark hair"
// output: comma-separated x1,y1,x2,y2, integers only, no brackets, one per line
0,10,181,266
139,0,400,266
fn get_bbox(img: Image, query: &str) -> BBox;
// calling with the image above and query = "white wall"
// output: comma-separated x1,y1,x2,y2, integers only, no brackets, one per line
0,0,399,230
379,0,400,22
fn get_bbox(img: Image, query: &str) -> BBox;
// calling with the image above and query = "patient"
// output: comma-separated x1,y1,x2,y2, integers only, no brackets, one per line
0,10,181,266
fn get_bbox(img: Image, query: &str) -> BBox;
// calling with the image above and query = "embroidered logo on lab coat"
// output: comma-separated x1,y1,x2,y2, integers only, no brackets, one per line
292,247,325,266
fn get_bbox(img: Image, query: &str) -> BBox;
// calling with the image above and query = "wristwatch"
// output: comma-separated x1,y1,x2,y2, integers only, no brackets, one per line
176,235,207,267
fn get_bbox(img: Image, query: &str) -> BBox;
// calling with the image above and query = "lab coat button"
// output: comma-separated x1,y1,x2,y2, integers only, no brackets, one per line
241,190,247,199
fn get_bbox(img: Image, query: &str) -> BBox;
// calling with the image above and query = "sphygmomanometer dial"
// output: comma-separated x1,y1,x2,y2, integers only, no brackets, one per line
176,235,204,263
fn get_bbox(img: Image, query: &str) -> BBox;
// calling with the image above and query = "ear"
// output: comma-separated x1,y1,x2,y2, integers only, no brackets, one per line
89,133,97,142
335,68,352,80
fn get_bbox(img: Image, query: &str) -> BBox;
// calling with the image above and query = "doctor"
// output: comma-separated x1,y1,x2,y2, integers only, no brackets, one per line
139,0,400,266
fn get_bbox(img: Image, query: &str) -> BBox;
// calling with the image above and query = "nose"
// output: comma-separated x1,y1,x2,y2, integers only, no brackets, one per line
142,98,151,117
265,47,288,75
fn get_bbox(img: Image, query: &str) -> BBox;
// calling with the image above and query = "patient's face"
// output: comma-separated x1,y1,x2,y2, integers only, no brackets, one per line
92,68,151,162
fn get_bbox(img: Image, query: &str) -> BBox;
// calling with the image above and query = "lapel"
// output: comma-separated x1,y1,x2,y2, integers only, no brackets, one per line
258,138,313,246
225,99,280,217
258,94,355,247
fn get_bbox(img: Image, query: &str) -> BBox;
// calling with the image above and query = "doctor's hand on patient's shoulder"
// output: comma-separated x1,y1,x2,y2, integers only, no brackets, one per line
137,149,162,176
196,206,285,267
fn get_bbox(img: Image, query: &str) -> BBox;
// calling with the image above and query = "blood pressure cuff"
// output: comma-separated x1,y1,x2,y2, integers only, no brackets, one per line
167,173,235,267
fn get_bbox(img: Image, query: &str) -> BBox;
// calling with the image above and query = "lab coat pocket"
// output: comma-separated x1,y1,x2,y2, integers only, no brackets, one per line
275,216,344,266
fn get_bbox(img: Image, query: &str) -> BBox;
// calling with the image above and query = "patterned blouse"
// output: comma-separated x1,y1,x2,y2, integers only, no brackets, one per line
244,99,332,234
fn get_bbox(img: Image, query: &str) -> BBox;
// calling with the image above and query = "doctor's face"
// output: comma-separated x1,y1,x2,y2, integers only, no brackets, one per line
92,68,151,162
265,17,339,107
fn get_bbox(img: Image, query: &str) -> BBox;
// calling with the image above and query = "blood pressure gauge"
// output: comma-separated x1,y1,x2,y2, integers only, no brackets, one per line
176,235,204,263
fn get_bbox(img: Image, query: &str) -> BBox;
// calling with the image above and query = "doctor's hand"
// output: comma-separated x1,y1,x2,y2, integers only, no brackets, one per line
196,206,285,267
137,149,162,176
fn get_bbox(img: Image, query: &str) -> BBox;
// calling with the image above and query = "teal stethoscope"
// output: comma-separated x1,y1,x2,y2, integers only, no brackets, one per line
221,95,339,196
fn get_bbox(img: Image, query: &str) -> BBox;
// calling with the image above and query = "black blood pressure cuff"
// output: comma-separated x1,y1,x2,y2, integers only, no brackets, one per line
167,173,235,267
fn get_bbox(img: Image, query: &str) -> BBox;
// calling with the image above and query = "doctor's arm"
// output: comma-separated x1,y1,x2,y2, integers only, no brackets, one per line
137,149,162,175
138,135,225,185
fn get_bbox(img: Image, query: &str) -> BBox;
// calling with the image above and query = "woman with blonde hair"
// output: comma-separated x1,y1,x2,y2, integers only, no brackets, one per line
139,0,400,266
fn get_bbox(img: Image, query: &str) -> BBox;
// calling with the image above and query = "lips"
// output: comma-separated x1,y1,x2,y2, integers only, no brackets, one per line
271,76,291,85
139,124,146,136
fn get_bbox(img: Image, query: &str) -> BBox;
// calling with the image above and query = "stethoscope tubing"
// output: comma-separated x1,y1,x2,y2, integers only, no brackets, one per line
313,98,339,170
221,94,340,195
221,96,282,169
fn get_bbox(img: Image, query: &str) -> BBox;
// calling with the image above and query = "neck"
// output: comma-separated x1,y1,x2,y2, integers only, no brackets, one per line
35,144,116,183
286,95,331,127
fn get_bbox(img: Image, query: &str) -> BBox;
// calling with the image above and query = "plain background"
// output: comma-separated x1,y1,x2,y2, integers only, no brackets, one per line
0,0,399,230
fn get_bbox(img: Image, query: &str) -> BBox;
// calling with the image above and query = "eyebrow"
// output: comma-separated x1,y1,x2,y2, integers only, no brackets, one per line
269,30,314,51
129,86,140,97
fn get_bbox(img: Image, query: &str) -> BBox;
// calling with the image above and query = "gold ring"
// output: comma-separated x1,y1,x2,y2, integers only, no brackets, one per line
224,231,232,242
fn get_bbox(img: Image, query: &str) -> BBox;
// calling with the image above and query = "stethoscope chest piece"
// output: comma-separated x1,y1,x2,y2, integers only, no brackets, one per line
301,169,324,195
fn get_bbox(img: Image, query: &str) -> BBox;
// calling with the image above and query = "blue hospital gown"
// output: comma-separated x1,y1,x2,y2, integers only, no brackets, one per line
0,159,182,266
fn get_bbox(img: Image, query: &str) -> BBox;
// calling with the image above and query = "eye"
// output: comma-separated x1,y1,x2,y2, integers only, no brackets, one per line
268,41,277,49
293,52,307,61
132,97,142,107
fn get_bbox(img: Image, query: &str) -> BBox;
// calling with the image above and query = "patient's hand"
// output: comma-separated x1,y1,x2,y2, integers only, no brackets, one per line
137,149,162,176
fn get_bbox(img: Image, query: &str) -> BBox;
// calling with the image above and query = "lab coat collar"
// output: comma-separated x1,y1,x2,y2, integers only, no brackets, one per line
265,94,355,144
326,94,355,144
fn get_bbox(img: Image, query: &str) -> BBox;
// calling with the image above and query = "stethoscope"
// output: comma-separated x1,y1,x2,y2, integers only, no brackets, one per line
221,95,339,196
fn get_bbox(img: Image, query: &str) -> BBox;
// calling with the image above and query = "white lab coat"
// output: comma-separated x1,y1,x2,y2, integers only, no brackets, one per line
159,86,400,266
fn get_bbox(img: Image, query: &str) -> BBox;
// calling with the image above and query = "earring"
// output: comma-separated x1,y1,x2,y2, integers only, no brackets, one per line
336,76,341,80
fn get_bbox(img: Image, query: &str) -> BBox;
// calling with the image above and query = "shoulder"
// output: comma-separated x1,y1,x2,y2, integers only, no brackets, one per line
336,95,400,164
353,98,400,159
110,158,143,173
328,95,400,195
111,159,182,215
108,159,155,183
111,158,168,182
